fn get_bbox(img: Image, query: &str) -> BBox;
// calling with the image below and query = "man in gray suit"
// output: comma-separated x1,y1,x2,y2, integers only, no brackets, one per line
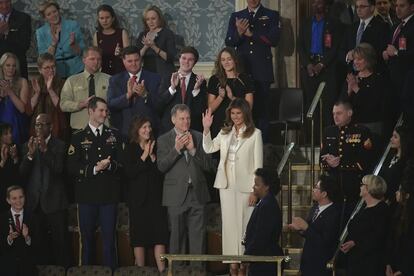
157,104,214,264
20,113,69,267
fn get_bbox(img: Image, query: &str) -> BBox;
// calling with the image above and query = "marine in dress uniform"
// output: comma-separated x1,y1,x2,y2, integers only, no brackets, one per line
67,97,123,269
320,101,374,228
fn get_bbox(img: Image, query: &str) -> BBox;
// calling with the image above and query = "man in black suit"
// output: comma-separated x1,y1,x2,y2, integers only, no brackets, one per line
158,46,207,134
0,0,31,79
0,185,38,276
298,0,344,132
289,175,340,276
20,113,69,267
376,0,398,28
383,0,414,118
67,97,123,269
341,0,390,71
244,168,283,276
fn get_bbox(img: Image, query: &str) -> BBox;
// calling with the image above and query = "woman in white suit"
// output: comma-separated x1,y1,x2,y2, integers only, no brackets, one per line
202,98,263,276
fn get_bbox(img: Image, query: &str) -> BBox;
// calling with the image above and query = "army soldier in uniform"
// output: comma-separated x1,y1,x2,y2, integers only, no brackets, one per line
320,101,373,226
67,97,122,269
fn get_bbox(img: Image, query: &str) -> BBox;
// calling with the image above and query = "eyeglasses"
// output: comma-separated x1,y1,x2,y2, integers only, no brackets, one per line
356,5,371,9
41,66,56,70
34,123,51,128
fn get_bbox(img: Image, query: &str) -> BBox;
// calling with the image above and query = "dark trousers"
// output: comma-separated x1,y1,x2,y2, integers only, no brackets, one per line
33,207,70,267
78,203,117,269
252,80,271,143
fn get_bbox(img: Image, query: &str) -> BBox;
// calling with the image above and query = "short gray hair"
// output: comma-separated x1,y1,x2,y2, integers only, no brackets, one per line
171,104,190,117
363,174,387,199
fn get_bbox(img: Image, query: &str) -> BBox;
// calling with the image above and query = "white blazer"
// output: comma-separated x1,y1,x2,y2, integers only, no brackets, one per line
203,127,263,192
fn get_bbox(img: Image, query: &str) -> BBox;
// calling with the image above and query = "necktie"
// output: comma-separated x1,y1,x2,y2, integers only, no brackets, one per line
312,206,320,222
180,76,186,103
249,11,255,25
356,21,365,46
392,22,404,44
89,74,95,97
131,75,138,103
14,214,21,233
96,128,100,138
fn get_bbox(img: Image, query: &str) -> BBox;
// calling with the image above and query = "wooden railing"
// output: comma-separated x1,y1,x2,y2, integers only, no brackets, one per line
160,254,290,276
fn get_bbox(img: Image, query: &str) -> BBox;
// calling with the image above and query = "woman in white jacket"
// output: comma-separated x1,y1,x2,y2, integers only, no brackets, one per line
202,98,263,276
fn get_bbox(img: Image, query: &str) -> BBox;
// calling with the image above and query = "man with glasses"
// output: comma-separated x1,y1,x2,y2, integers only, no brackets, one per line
20,113,69,267
341,0,389,71
289,175,340,276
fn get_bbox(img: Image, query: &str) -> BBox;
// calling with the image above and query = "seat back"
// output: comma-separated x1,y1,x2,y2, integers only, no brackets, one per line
278,88,304,123
37,265,66,276
67,265,112,276
113,266,160,276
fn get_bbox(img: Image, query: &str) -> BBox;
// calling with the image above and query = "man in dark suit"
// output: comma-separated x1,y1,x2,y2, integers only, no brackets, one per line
376,0,398,28
158,46,207,134
0,0,31,79
383,0,414,117
341,0,390,71
298,0,344,132
225,0,281,141
157,104,214,266
330,0,359,25
244,168,283,276
67,97,123,269
19,113,69,267
289,175,340,276
0,185,38,276
108,46,161,138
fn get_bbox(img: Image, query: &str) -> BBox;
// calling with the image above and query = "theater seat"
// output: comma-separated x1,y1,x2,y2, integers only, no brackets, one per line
37,265,65,276
66,265,112,276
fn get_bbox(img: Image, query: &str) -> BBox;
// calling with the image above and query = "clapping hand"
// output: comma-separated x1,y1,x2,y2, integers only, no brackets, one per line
142,33,155,47
8,225,19,242
288,217,308,231
69,32,76,46
235,17,249,36
96,156,111,172
225,85,234,100
175,132,189,152
202,108,214,134
114,43,121,56
170,72,180,89
321,154,340,168
194,74,205,90
0,144,8,166
31,78,41,96
346,73,359,95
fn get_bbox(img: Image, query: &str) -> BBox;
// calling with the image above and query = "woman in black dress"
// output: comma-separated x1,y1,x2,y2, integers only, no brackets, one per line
136,5,176,78
342,43,386,137
380,126,412,203
0,123,19,212
207,47,254,137
386,163,414,276
93,4,130,75
124,116,168,272
340,174,390,276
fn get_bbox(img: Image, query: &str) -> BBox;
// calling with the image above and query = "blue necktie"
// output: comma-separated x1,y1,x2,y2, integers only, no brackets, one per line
356,21,365,46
